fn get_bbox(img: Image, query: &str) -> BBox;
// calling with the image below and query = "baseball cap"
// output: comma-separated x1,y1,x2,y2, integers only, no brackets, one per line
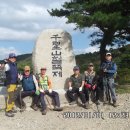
88,63,94,66
106,52,112,56
9,53,17,58
73,66,80,70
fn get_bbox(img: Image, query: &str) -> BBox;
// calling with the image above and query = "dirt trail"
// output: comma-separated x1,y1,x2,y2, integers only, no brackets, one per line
0,94,130,130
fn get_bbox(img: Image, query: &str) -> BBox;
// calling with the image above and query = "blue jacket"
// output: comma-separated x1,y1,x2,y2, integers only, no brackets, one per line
100,60,117,78
5,62,18,85
22,75,35,91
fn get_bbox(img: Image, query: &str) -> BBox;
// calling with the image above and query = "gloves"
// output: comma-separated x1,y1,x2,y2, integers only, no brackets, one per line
79,87,83,92
103,69,107,72
85,84,91,89
69,87,72,91
49,89,52,93
35,90,40,95
92,85,96,90
40,89,44,93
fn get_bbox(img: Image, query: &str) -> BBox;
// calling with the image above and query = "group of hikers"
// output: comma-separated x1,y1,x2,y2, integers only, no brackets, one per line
67,53,117,109
3,52,117,117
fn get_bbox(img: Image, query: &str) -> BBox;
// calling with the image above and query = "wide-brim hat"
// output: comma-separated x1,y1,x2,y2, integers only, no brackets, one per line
24,66,31,71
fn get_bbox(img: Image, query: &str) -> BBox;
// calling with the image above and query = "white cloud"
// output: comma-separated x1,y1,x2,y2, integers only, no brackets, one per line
74,46,99,55
74,45,119,55
84,46,99,53
0,46,21,59
0,27,37,40
0,0,76,40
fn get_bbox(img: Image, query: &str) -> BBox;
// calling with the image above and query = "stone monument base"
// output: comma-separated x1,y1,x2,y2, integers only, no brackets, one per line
0,87,70,110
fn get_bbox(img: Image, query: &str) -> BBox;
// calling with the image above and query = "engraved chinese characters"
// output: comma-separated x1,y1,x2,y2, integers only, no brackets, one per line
51,34,62,77
32,29,76,90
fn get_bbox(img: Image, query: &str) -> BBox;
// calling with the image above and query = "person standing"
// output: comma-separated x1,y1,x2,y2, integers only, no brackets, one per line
4,53,18,117
100,53,118,107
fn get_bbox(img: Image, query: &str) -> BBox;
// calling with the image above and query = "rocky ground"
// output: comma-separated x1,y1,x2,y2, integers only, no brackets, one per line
0,94,130,130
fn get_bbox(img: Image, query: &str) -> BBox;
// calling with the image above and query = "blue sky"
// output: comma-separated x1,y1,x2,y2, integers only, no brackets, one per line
0,40,34,54
0,31,98,60
0,0,100,60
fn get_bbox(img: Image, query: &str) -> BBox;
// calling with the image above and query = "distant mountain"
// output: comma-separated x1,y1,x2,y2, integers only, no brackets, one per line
16,54,32,71
17,54,32,62
0,44,130,84
1,44,130,69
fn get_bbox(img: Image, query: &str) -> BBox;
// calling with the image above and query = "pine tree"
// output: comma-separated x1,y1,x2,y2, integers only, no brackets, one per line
49,0,130,62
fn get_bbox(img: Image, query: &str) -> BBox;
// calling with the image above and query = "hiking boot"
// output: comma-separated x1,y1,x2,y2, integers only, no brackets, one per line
42,109,47,115
69,101,76,105
53,106,63,111
113,101,118,107
84,102,90,109
31,104,38,111
5,111,15,117
11,108,17,113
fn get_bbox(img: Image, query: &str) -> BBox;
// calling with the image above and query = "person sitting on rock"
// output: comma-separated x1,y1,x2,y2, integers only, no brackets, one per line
67,66,89,109
36,67,63,115
84,63,100,105
18,66,40,111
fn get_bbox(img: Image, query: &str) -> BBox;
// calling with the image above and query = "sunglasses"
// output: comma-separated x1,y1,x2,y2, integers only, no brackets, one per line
25,70,30,72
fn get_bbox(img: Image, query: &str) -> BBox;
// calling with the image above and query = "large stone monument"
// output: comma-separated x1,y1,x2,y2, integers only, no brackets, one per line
32,29,76,103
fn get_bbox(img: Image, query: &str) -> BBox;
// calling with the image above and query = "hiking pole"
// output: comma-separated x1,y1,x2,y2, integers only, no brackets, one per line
19,90,23,113
107,79,111,104
90,90,105,120
45,95,53,111
90,89,100,112
16,84,23,113
90,88,105,120
108,88,111,104
96,103,105,120
90,87,99,111
14,84,23,113
18,86,26,113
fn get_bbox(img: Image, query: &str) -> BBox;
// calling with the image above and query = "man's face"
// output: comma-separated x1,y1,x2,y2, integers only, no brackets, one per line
106,55,112,61
74,69,80,75
41,69,46,75
88,65,94,71
24,70,30,76
9,57,16,63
